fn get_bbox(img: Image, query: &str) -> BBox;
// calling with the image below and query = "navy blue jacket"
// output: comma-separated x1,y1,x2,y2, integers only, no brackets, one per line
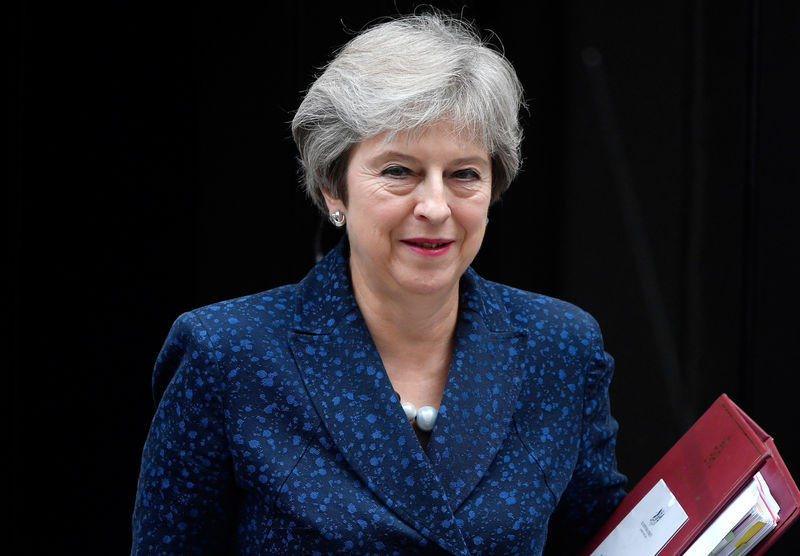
132,240,626,554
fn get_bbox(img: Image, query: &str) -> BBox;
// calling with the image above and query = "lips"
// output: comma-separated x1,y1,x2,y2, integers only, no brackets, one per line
402,238,453,248
401,238,454,257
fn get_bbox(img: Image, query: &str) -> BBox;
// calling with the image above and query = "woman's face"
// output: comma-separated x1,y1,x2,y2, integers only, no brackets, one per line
324,120,492,303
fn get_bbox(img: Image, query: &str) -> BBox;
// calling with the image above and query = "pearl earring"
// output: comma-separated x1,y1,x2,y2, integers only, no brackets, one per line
329,210,345,227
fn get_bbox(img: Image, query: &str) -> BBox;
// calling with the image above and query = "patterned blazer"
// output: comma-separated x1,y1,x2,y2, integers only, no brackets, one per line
132,240,626,555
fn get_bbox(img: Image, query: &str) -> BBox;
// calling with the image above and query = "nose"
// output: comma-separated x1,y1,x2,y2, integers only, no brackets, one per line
413,175,451,224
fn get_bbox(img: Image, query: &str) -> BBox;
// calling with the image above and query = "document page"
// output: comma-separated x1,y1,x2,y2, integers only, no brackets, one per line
590,479,688,556
684,472,780,556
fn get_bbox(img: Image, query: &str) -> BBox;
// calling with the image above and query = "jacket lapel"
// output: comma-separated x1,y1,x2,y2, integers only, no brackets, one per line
288,242,469,555
426,269,527,512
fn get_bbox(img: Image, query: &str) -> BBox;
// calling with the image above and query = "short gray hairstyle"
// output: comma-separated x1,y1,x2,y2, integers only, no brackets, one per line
291,12,525,213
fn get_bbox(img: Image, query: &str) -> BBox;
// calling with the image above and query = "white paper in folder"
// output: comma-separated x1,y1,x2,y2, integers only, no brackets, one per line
684,472,780,556
590,479,688,556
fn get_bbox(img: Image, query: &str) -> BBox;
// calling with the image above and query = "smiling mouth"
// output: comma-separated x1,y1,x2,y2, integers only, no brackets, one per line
403,240,452,248
412,241,449,248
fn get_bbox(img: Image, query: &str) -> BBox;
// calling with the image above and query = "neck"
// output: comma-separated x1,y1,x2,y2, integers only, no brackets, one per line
351,266,459,346
349,261,459,397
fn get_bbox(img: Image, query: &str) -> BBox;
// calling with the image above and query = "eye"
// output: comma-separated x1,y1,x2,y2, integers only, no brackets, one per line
451,168,481,180
381,165,412,178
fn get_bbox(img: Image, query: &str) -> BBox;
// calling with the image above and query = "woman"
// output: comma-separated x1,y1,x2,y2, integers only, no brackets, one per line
132,13,626,555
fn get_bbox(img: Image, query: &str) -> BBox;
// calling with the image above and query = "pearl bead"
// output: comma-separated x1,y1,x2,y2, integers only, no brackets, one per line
394,391,439,432
401,401,417,421
415,406,438,432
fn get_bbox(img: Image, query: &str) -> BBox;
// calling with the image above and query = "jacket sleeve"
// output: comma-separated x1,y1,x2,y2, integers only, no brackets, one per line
131,312,236,555
545,327,627,554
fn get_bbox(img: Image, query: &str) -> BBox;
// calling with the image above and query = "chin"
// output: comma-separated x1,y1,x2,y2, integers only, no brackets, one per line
399,273,460,297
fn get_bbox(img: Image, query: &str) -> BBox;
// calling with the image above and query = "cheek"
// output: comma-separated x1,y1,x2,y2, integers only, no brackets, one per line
456,202,491,233
354,197,412,229
346,201,406,251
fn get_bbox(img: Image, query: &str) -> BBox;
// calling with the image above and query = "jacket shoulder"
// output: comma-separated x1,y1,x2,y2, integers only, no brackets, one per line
152,284,300,400
178,283,299,332
470,272,602,338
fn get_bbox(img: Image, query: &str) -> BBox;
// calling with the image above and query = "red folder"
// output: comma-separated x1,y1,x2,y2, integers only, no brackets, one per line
581,394,800,555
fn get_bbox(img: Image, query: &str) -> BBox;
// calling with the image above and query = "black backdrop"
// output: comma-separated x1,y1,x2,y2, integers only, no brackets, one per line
10,1,800,553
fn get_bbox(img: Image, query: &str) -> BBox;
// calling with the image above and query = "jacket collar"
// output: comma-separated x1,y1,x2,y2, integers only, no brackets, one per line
288,239,526,554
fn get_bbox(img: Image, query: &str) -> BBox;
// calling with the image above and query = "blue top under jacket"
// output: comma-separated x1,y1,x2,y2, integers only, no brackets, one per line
132,239,626,555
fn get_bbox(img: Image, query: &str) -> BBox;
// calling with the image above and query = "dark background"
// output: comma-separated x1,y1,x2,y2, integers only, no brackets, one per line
10,0,799,553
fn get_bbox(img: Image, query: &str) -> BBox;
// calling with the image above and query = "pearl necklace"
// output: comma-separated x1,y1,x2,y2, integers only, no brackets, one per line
396,393,438,432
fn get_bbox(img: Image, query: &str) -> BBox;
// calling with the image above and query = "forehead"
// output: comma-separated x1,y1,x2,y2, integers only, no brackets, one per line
356,120,490,161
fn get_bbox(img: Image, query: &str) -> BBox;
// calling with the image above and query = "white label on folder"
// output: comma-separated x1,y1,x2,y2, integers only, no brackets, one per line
590,479,688,556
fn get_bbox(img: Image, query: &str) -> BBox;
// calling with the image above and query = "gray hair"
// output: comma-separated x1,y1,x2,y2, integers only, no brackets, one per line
291,13,525,213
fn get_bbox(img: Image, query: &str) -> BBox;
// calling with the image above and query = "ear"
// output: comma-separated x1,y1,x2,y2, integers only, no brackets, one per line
321,187,345,214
